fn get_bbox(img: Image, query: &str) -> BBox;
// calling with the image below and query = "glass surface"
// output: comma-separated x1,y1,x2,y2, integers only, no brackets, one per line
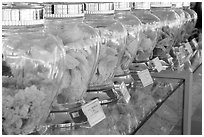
41,74,184,135
136,83,184,135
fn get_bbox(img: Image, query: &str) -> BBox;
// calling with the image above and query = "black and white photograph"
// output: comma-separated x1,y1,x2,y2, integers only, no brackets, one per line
2,1,202,135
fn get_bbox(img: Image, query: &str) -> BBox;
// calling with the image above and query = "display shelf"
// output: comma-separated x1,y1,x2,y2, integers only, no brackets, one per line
150,69,193,135
130,73,184,134
189,50,202,73
38,73,185,135
129,52,201,135
2,2,201,135
28,63,201,135
135,63,202,135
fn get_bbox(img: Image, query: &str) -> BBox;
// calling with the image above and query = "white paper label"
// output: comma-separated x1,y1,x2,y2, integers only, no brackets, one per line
138,69,153,87
191,38,198,48
120,82,131,103
152,57,163,72
71,112,80,118
169,83,174,91
81,99,106,127
185,42,193,54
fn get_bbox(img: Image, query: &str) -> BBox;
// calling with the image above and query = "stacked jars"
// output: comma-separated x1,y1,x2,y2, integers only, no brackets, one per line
84,2,127,90
131,2,160,62
2,3,65,135
44,2,100,106
113,2,142,84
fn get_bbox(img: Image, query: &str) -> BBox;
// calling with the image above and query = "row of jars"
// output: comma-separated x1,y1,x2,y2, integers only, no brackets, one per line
2,2,197,135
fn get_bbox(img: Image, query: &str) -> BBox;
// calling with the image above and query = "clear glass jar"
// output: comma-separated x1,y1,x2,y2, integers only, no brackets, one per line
131,2,160,62
113,2,142,76
44,3,100,105
171,2,186,44
182,9,193,40
84,2,127,90
183,2,198,27
183,2,198,38
2,3,65,135
150,2,180,61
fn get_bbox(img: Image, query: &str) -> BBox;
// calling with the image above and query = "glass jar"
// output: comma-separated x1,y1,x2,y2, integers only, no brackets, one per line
182,2,198,38
183,2,198,27
171,2,186,44
44,3,100,105
150,2,180,61
2,3,65,135
131,2,160,62
84,2,127,90
113,2,142,84
182,9,193,40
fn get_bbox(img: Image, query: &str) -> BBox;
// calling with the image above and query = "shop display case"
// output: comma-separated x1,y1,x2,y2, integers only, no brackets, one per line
31,69,192,135
2,2,201,135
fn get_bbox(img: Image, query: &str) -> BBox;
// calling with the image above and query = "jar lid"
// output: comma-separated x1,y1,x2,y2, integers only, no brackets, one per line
172,2,183,8
134,2,150,9
2,4,44,26
182,2,190,7
84,2,114,15
114,2,131,11
44,2,84,19
150,2,172,8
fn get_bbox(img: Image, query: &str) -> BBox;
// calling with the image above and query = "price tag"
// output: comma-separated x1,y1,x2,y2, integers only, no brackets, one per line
152,57,163,72
81,99,106,127
120,82,131,103
185,42,193,54
191,38,198,48
69,109,87,124
169,83,174,91
137,69,153,87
